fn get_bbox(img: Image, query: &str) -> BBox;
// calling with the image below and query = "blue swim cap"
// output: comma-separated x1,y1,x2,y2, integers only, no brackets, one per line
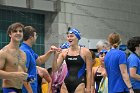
68,28,81,40
119,45,127,51
99,49,108,55
60,42,70,49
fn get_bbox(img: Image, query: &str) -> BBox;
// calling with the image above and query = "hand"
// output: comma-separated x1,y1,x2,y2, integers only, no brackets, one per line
13,72,28,81
50,45,61,52
28,91,33,93
85,88,91,93
129,89,134,93
50,45,58,52
27,89,33,93
91,85,95,93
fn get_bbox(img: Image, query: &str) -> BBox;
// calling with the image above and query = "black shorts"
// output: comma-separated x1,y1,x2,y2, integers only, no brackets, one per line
2,87,22,93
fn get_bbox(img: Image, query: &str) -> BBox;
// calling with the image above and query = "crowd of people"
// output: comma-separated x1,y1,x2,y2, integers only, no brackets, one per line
0,22,140,93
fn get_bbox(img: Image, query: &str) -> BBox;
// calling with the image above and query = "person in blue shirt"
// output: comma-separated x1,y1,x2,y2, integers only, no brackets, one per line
104,32,134,93
20,26,59,93
127,36,140,93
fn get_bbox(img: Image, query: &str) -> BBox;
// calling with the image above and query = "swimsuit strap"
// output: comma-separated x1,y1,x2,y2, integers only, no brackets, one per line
67,46,81,56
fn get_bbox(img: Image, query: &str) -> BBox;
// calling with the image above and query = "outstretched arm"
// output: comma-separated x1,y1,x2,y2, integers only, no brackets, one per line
36,46,61,65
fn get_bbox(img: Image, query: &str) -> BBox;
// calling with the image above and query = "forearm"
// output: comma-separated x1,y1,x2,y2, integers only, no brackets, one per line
120,64,132,88
52,55,58,72
37,50,52,65
0,71,16,79
91,79,95,93
86,71,91,92
23,82,33,93
44,74,52,83
131,74,140,81
52,52,61,72
91,85,95,93
48,81,52,93
122,72,132,88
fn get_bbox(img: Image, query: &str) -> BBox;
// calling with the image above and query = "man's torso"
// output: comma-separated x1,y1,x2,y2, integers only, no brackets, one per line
2,47,27,89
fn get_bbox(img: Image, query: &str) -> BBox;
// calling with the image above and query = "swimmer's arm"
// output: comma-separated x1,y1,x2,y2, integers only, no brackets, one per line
0,50,12,79
85,49,92,92
48,81,52,93
23,82,33,93
36,46,60,65
43,69,52,83
43,71,52,93
91,67,96,93
37,66,52,84
52,51,64,72
36,49,53,65
0,50,28,80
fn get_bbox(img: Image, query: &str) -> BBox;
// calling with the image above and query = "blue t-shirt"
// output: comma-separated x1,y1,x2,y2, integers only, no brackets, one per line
127,53,140,89
20,42,38,93
104,49,128,93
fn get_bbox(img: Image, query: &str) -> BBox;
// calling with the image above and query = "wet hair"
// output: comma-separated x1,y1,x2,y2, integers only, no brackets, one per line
68,27,71,31
7,22,24,35
127,36,140,52
23,26,37,41
96,40,110,51
108,32,121,48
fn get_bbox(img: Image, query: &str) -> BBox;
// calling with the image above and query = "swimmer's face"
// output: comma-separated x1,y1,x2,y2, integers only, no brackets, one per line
67,33,78,46
9,27,23,42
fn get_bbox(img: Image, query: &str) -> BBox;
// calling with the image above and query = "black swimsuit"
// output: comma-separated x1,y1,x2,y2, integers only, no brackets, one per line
64,48,86,93
94,67,103,93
